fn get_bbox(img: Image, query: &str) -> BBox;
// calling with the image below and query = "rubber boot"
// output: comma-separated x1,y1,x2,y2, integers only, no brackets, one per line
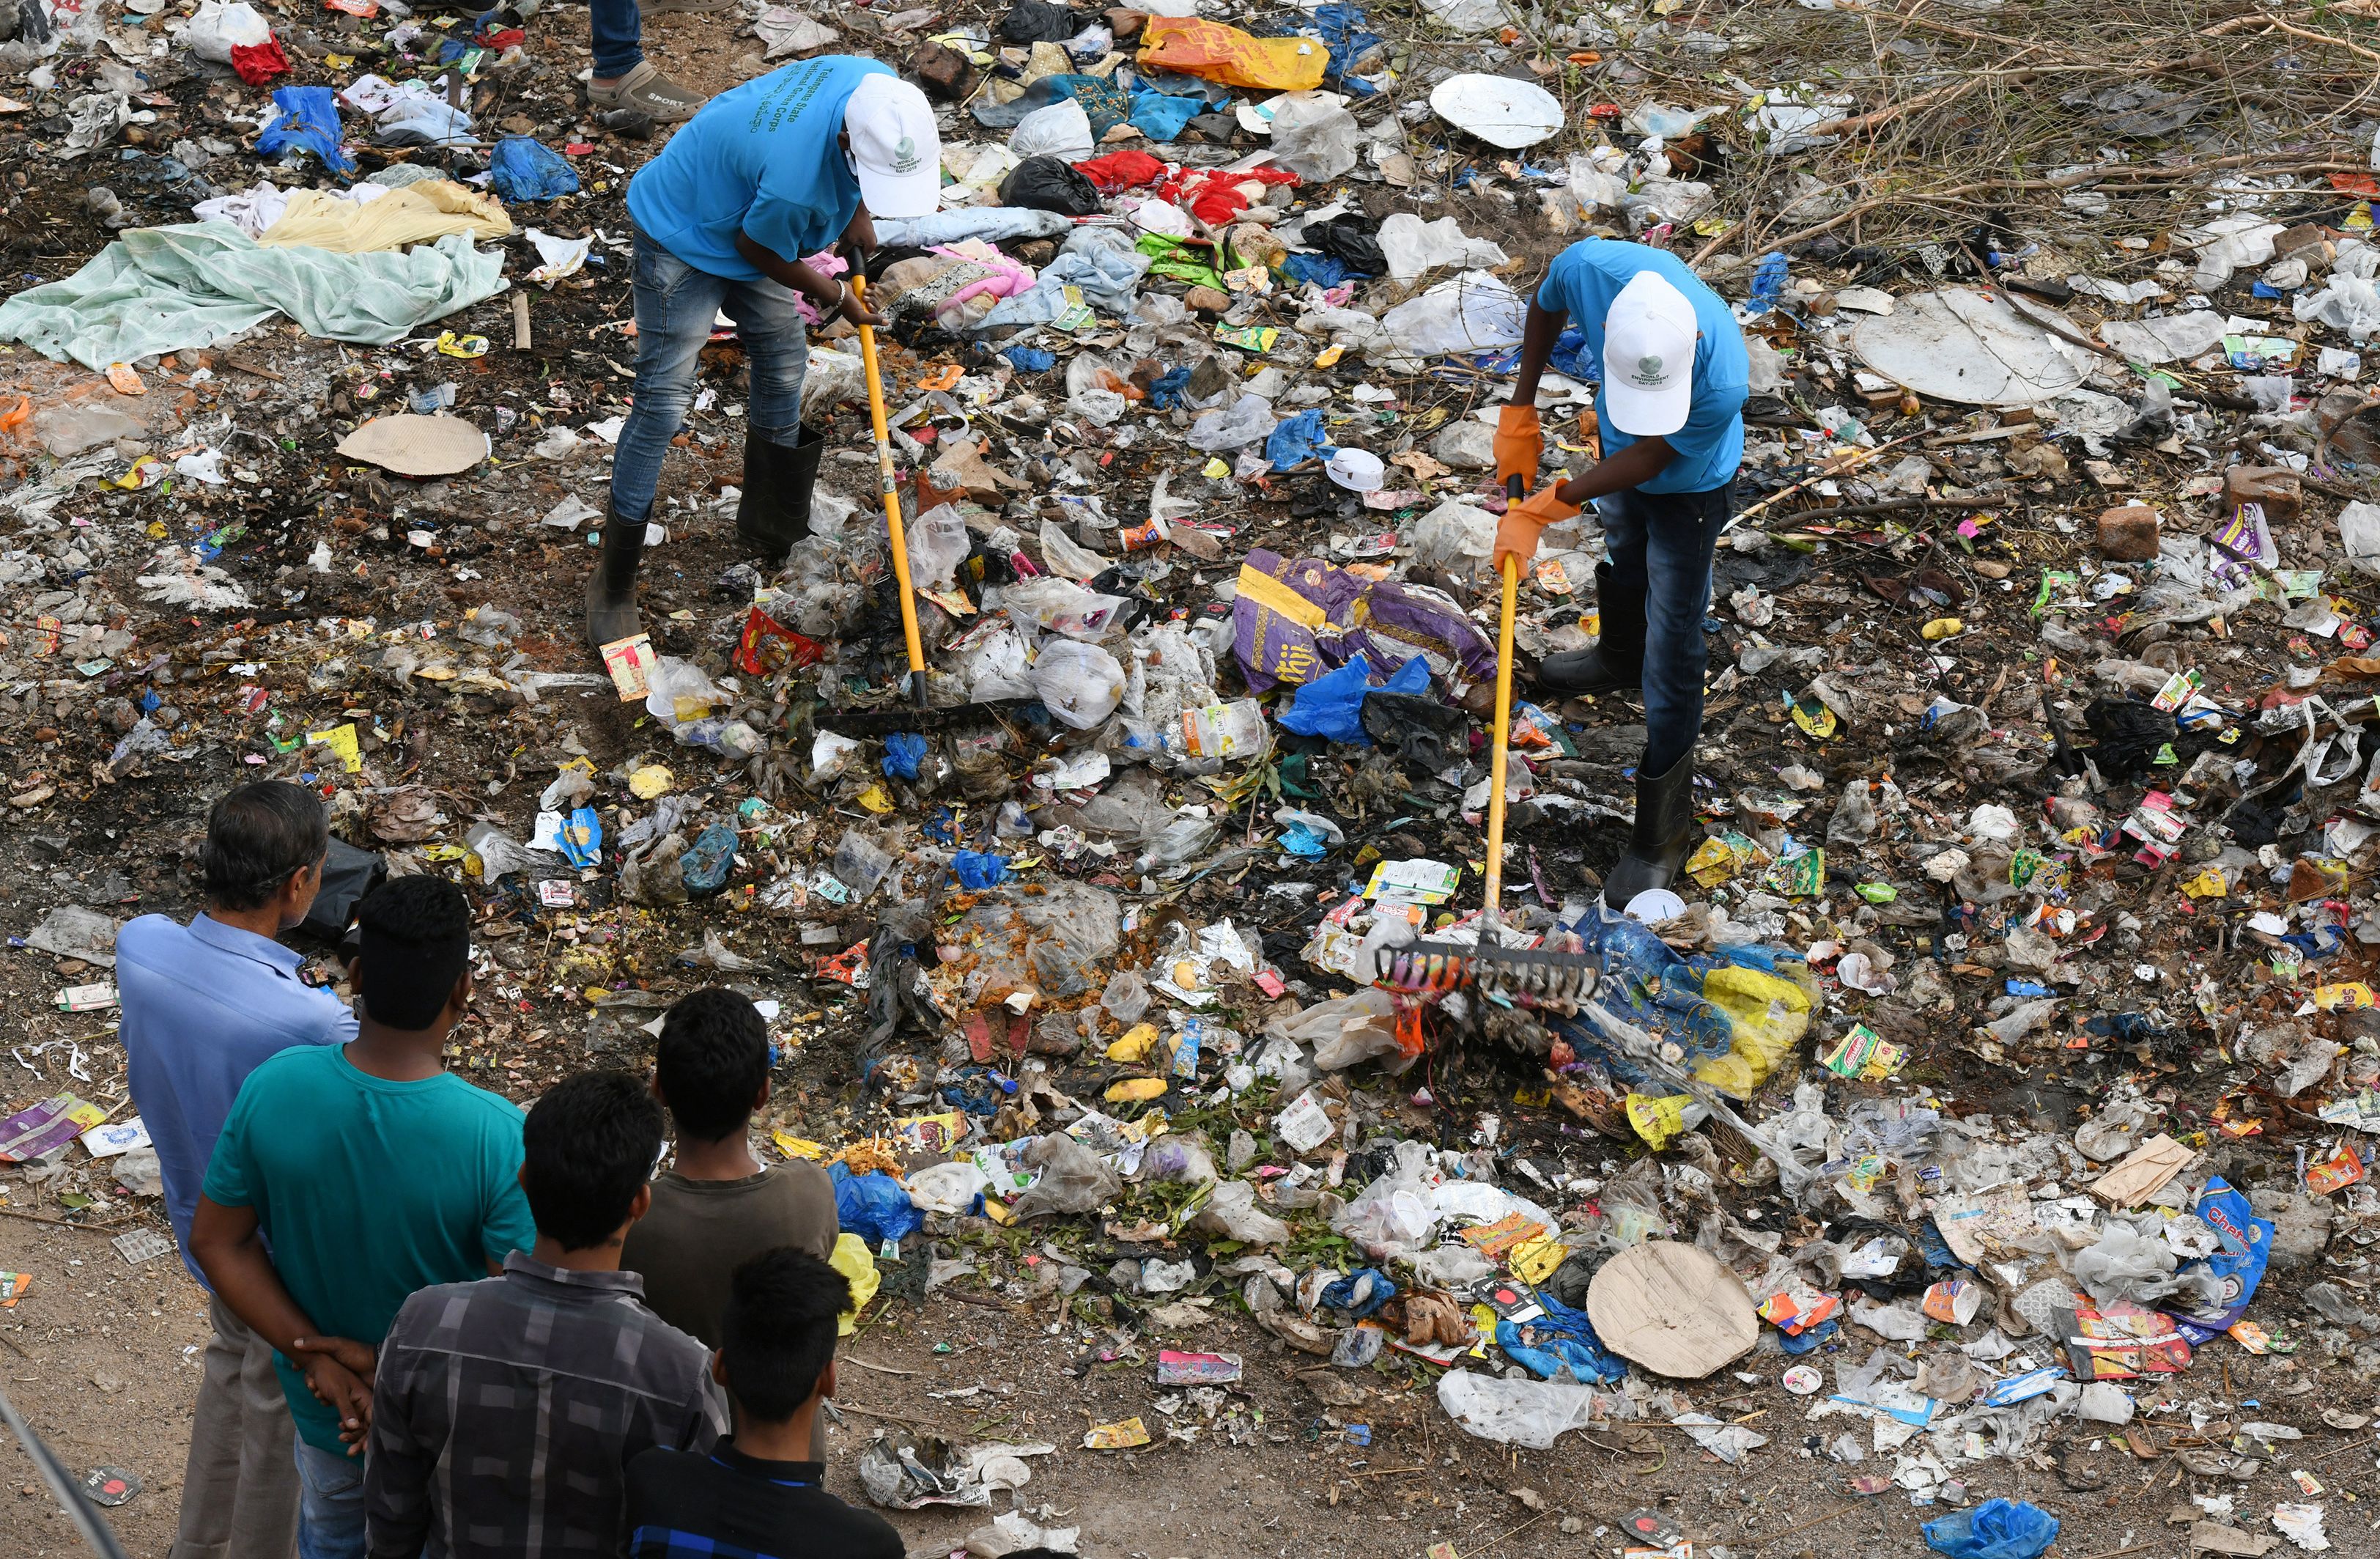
1537,562,1645,696
736,424,825,561
1601,752,1697,909
584,505,647,650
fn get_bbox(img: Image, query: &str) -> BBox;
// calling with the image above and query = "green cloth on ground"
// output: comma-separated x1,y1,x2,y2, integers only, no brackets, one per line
0,221,508,372
200,1044,536,1453
1134,232,1227,292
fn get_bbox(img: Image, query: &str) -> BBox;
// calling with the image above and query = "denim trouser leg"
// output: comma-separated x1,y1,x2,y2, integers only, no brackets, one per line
610,226,729,526
726,275,813,448
1595,482,1732,775
589,0,642,81
292,1439,368,1559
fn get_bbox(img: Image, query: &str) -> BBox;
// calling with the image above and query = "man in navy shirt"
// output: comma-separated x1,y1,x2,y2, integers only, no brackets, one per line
1492,239,1751,907
119,781,355,1559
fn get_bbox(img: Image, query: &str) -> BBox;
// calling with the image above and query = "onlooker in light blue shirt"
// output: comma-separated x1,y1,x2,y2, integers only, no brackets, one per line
119,781,354,1559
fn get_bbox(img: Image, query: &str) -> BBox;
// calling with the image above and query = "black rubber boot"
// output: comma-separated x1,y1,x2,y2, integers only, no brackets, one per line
1538,562,1645,696
584,505,647,650
736,424,825,561
1602,752,1698,909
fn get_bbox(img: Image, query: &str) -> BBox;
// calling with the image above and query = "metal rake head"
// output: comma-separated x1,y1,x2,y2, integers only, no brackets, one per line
1372,940,1603,1008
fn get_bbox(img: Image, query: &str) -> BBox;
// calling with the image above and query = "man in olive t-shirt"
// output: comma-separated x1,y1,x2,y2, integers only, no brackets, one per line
622,989,836,1345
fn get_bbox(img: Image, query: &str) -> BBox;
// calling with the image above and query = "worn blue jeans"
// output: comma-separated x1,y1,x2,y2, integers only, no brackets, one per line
589,0,641,82
292,1438,368,1559
1598,482,1732,776
610,224,812,526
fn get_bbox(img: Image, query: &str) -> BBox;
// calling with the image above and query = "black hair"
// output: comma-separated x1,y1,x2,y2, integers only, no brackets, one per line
354,875,472,1031
203,782,329,910
520,1071,664,1251
718,1248,849,1423
655,988,770,1143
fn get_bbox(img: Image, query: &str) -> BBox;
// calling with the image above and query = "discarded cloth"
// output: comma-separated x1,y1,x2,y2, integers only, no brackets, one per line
0,223,507,372
257,180,512,253
876,207,1071,248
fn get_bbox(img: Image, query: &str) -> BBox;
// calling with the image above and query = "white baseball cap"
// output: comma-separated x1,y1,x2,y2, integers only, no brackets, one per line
844,73,941,220
1603,270,1699,438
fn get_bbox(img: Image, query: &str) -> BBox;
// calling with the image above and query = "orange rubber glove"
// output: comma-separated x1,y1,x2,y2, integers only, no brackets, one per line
1493,404,1544,488
1491,484,1580,574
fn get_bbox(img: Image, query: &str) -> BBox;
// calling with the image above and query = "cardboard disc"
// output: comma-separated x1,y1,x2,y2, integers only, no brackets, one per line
336,413,489,477
1586,1240,1759,1378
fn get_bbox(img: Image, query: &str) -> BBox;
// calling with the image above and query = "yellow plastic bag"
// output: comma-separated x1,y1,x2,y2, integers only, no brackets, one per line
1691,965,1814,1099
1625,1091,1690,1149
829,1231,879,1337
1137,18,1325,92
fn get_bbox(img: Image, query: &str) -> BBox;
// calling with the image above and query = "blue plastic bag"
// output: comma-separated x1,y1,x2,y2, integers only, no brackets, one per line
1003,345,1056,373
1128,89,1205,142
882,731,926,780
256,86,355,177
488,135,580,202
1496,1291,1626,1385
1265,408,1336,472
1281,652,1430,745
951,850,1008,889
679,820,738,897
1282,252,1351,290
829,1161,923,1245
2164,1177,2274,1338
1312,4,1383,95
1921,1498,2058,1559
1745,251,1788,314
1320,1269,1396,1319
1145,365,1194,410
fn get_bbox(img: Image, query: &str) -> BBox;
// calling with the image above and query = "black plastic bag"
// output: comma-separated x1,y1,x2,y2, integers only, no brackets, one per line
1361,690,1467,772
1309,212,1386,277
999,155,1103,217
2080,696,2178,782
302,837,385,949
998,0,1079,43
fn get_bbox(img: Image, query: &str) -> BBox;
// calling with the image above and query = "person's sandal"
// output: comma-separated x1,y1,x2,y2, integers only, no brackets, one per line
587,61,706,122
643,0,736,11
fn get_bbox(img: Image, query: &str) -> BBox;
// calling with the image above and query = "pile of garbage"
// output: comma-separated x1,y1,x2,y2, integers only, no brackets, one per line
12,0,2380,1549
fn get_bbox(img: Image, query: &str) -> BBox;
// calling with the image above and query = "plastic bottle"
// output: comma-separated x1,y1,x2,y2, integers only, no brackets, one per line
1167,699,1271,764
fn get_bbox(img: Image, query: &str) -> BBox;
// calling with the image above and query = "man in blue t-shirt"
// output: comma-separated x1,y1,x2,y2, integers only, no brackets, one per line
1491,238,1751,907
587,56,942,652
121,781,355,1559
192,875,536,1559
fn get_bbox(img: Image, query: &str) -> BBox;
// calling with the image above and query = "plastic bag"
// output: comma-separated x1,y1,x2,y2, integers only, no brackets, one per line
1188,1179,1292,1245
1030,640,1126,729
999,155,1102,215
2162,1177,2274,1333
1496,1291,1627,1385
905,502,971,591
679,821,738,897
1009,1132,1122,1220
1189,394,1277,452
1138,17,1326,91
1101,968,1152,1025
830,1162,925,1245
182,0,270,59
1008,98,1093,161
1268,94,1360,180
1435,1369,1609,1448
1377,213,1509,281
1411,498,1496,571
1921,1499,2059,1559
832,827,895,898
829,1231,879,1335
905,1158,990,1215
1279,651,1430,745
1380,270,1527,357
1307,211,1387,276
1002,574,1128,641
487,135,580,202
256,86,355,176
1265,407,1335,471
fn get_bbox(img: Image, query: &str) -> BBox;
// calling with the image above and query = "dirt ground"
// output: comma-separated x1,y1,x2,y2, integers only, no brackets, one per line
8,1192,2380,1559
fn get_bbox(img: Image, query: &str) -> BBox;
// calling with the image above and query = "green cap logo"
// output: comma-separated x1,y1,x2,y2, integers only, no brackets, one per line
890,135,920,174
1637,354,1665,382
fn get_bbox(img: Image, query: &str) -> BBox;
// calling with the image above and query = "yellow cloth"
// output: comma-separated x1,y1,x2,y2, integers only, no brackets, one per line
829,1231,880,1337
258,180,512,254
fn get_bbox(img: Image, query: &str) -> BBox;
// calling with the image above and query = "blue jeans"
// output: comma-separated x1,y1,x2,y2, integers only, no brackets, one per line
1598,482,1731,776
590,0,641,81
609,224,812,526
292,1438,367,1559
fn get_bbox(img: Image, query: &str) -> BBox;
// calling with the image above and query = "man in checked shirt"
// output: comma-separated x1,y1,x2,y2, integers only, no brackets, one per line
363,1072,726,1557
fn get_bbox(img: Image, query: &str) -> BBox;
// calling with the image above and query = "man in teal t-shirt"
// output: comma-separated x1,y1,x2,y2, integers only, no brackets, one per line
1490,237,1751,910
193,875,533,1559
586,56,942,652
